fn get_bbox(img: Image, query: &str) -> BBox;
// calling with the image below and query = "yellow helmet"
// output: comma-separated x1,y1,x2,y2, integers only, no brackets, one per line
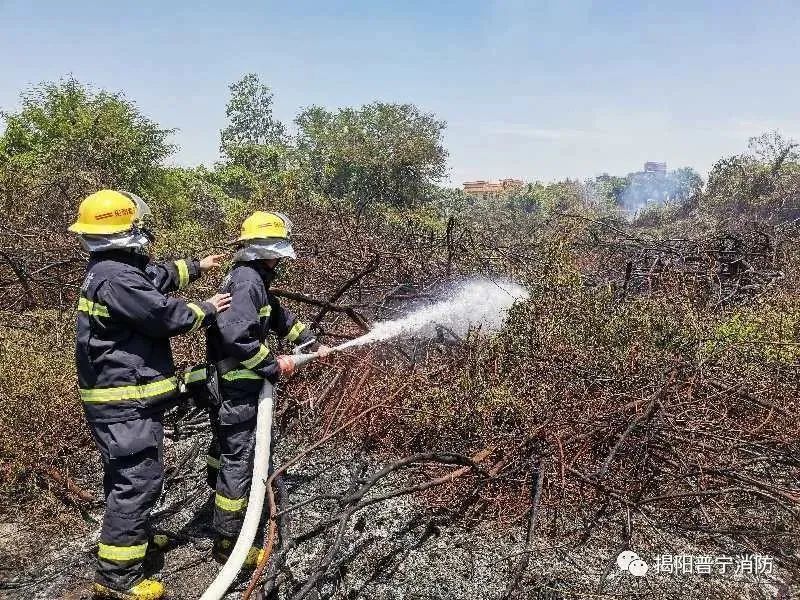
68,190,151,235
237,211,291,242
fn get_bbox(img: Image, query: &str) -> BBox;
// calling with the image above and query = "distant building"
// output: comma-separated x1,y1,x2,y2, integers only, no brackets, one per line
463,178,524,198
644,162,667,175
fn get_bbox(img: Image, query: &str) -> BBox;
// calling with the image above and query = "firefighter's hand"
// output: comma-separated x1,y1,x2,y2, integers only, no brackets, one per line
207,293,232,313
316,345,332,358
276,355,295,375
199,254,226,272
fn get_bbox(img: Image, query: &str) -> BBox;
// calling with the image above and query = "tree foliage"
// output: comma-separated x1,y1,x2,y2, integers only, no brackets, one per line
220,73,286,154
474,179,596,218
294,102,448,210
0,78,173,230
705,131,800,224
217,75,296,206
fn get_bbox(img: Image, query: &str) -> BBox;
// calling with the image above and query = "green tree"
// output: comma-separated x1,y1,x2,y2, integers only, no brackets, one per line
667,167,703,203
146,166,244,254
220,73,286,154
503,182,546,213
587,174,627,212
0,78,173,229
217,74,300,206
536,180,589,214
293,105,333,193
705,131,799,223
294,102,447,210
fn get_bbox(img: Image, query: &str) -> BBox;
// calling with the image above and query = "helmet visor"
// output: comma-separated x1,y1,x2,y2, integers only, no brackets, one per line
233,238,297,262
78,230,151,254
272,212,293,238
119,191,152,223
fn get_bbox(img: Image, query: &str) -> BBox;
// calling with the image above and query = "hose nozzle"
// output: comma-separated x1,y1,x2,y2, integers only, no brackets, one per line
291,352,320,369
288,340,338,371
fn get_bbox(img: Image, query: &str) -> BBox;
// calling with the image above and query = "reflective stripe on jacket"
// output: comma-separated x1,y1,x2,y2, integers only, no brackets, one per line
206,261,315,424
76,250,215,423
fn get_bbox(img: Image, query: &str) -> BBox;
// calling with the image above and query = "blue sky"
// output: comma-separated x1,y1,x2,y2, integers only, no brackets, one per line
2,0,799,185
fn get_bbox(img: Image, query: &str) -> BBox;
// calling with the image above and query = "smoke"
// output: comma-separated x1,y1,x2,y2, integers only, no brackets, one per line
335,278,529,350
619,172,669,213
618,168,700,214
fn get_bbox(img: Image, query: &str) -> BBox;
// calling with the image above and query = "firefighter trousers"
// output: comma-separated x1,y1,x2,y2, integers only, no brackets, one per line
206,378,271,539
88,413,164,590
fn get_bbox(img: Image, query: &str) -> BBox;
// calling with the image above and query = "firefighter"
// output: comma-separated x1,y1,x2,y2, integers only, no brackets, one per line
69,189,232,600
204,211,330,564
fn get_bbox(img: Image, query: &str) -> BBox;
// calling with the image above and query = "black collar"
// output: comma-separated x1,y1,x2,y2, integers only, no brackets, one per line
89,250,149,271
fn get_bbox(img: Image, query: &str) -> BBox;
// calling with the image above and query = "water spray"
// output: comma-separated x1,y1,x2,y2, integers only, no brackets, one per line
292,277,528,368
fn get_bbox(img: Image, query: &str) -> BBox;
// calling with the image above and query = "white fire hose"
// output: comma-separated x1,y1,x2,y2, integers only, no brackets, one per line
199,348,326,599
199,379,274,600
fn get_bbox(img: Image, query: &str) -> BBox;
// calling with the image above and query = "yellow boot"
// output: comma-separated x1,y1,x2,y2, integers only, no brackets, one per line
93,578,164,600
212,536,266,568
244,545,267,568
148,534,171,553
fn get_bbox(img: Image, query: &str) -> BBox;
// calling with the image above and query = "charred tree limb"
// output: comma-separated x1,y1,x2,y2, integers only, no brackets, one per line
0,250,36,307
594,393,662,481
311,255,379,330
502,458,545,600
42,467,95,503
271,287,371,332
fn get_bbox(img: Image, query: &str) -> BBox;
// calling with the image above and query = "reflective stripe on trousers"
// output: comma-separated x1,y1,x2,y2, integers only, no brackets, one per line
215,492,248,512
98,542,148,562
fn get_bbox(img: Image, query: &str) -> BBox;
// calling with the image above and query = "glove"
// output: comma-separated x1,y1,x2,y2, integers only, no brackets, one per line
276,355,296,375
316,344,333,358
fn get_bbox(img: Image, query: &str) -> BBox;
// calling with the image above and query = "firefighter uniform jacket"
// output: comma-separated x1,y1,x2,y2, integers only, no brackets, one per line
205,261,315,425
76,250,216,424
